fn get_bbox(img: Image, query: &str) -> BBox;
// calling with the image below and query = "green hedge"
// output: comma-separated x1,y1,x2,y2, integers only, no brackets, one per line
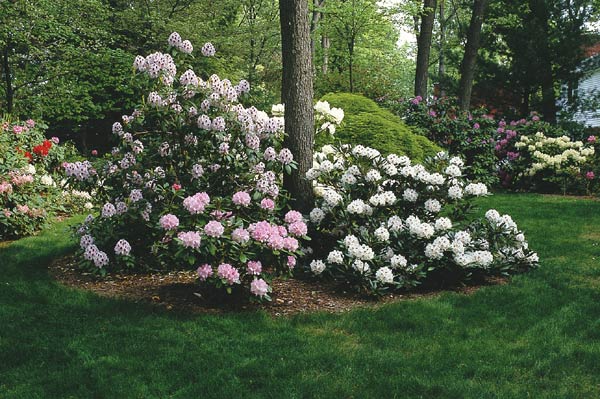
317,93,441,162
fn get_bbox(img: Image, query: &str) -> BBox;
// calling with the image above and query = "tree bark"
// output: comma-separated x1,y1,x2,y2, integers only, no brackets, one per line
321,34,329,74
437,0,446,96
414,0,436,98
280,0,315,212
529,0,556,122
457,0,487,111
310,0,323,73
2,45,13,114
348,37,354,92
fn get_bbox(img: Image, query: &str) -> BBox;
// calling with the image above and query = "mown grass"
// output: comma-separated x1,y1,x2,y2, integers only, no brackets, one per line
1,194,599,398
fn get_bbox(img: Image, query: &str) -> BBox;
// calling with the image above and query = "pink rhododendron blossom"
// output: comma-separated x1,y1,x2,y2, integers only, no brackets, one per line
283,237,299,251
284,210,303,224
160,214,179,230
232,227,250,243
197,264,213,281
586,171,595,180
288,221,307,237
178,231,201,248
260,198,275,211
217,263,240,284
246,260,262,275
250,279,269,297
287,256,296,268
232,191,251,207
183,192,210,214
588,135,597,144
204,220,224,237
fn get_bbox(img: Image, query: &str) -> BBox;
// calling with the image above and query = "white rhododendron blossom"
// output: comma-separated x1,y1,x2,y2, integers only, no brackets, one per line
306,145,538,295
514,132,595,177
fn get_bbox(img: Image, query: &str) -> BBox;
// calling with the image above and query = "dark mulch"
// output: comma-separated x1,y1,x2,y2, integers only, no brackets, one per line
49,255,507,317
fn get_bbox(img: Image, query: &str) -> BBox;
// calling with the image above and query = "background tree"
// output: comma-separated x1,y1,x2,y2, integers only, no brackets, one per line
414,0,437,97
457,0,488,110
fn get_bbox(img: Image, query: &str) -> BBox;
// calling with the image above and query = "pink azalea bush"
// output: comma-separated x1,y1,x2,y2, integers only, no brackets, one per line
0,118,88,239
65,33,307,300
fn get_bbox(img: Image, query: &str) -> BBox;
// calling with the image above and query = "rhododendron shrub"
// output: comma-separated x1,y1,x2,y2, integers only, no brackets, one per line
65,33,306,299
0,118,88,239
306,145,538,295
498,131,598,195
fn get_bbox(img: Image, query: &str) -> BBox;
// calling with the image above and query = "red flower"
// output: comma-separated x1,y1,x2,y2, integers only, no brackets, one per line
33,140,52,157
24,151,33,162
172,183,181,191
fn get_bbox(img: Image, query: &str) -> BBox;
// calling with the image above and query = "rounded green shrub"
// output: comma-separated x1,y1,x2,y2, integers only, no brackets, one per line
318,93,441,162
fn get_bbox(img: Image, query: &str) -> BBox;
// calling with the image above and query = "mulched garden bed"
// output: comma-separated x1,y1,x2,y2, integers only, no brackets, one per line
49,255,507,317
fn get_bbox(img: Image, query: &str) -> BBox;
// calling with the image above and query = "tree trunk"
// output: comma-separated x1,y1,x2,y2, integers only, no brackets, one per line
321,35,329,75
437,0,446,96
457,0,487,111
280,0,315,212
520,87,530,117
529,0,556,122
2,45,13,114
310,0,323,74
414,0,437,98
348,37,354,92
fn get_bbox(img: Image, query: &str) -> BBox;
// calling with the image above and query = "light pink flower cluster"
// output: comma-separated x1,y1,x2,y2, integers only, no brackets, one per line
250,278,269,297
178,231,201,248
232,227,250,243
9,172,34,186
183,192,210,214
247,220,300,251
160,214,179,230
197,264,213,281
232,191,251,207
0,181,13,194
246,260,262,275
204,220,225,237
217,263,240,284
260,198,275,211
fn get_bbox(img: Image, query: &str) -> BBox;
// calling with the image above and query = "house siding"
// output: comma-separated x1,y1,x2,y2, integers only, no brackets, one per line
574,68,600,127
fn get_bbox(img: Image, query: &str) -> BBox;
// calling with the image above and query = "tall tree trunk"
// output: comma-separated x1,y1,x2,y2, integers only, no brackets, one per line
280,0,315,212
321,35,329,74
529,0,556,122
311,0,324,74
457,0,487,111
414,0,436,98
437,0,446,96
348,37,354,92
520,87,530,117
2,45,13,114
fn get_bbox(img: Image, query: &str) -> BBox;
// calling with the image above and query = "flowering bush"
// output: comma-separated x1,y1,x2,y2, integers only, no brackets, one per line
64,33,307,300
506,132,597,194
383,96,499,185
305,145,538,295
0,118,87,239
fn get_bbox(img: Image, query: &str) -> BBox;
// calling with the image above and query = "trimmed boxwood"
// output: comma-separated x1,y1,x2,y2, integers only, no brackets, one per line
317,93,441,162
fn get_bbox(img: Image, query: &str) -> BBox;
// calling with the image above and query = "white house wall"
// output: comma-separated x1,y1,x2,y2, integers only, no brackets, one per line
574,68,600,127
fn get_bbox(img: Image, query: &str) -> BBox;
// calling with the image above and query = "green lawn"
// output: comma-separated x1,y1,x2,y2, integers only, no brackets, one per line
1,194,599,398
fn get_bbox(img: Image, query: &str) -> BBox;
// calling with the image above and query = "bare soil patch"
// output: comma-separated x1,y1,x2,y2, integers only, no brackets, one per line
49,255,507,317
